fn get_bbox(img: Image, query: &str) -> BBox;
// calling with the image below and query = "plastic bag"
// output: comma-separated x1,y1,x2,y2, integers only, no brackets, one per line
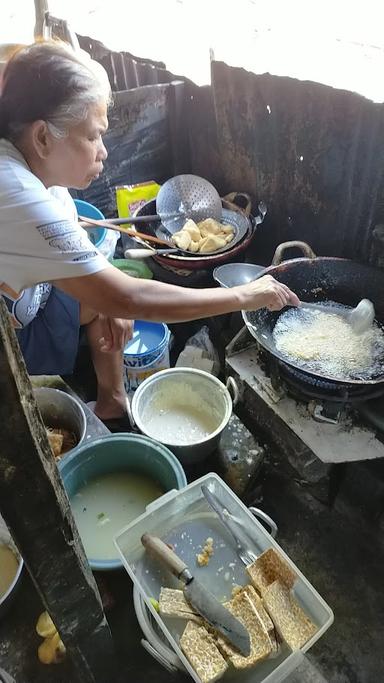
176,326,220,376
115,181,161,221
97,229,119,259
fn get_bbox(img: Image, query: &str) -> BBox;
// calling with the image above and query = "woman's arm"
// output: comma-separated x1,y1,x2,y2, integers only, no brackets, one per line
53,265,299,323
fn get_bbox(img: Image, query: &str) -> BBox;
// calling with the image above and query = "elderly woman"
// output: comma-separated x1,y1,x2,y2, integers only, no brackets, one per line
0,41,299,424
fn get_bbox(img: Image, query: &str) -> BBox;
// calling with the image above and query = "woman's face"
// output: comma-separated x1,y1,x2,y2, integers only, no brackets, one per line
45,100,109,189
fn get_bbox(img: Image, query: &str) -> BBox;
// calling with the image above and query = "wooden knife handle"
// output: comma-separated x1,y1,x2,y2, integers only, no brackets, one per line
141,533,188,579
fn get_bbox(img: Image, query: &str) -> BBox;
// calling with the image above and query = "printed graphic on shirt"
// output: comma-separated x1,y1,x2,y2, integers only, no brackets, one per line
0,282,51,328
36,220,98,258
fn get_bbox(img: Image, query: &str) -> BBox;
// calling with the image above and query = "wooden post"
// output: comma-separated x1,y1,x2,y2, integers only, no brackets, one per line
34,0,48,38
0,297,116,683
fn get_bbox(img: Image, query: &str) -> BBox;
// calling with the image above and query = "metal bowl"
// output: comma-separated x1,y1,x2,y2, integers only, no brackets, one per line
34,388,86,455
213,262,265,288
122,199,256,271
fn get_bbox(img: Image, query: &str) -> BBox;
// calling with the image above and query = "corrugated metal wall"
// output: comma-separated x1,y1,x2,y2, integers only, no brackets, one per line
78,34,191,90
188,61,384,266
74,86,185,216
77,36,384,267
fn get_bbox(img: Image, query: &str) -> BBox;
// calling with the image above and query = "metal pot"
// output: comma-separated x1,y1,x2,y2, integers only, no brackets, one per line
242,241,384,388
0,515,23,620
34,388,87,454
131,368,239,465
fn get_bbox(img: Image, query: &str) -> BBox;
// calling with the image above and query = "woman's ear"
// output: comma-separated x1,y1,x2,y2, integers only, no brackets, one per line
30,120,52,159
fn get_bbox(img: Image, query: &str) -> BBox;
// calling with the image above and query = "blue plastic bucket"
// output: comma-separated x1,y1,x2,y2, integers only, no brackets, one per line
74,198,107,248
58,434,187,571
123,320,170,392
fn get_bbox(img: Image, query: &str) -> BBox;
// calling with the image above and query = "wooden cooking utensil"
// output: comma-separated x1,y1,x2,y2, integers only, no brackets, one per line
79,215,170,247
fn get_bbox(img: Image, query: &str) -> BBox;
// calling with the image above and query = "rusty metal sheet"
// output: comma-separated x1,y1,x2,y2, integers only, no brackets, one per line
78,34,189,90
74,86,174,216
190,61,384,266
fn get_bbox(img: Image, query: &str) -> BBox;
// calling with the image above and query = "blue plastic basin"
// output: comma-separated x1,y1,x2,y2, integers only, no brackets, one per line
74,198,107,248
58,434,187,571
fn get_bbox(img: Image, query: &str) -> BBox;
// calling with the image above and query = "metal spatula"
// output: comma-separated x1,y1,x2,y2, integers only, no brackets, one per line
299,299,375,335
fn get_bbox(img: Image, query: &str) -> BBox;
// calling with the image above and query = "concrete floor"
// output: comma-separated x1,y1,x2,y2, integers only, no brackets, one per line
1,439,384,683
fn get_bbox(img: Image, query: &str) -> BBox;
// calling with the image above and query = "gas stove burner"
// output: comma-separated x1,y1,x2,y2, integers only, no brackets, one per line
276,360,384,404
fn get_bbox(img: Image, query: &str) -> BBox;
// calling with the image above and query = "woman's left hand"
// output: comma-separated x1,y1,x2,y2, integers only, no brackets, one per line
98,314,134,352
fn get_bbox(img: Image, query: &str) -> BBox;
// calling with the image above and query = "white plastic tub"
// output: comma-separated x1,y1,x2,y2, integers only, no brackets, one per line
114,473,334,683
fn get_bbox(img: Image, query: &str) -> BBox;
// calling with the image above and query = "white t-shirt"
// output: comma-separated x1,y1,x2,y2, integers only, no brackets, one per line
0,139,110,328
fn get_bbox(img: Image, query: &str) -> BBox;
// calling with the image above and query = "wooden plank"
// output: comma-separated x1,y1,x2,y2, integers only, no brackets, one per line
0,297,115,683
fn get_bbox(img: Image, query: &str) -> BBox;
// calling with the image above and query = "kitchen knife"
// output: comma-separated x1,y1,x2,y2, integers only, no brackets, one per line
141,533,251,657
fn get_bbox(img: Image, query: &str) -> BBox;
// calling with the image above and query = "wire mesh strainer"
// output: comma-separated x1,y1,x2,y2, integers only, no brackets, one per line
156,174,222,234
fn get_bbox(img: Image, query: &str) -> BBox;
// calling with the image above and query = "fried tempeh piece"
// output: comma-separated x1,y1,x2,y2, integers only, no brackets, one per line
180,621,228,683
46,429,64,458
262,580,317,650
215,591,272,669
246,547,296,594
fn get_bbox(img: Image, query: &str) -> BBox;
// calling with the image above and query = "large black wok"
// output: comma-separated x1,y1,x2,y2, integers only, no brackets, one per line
242,241,384,386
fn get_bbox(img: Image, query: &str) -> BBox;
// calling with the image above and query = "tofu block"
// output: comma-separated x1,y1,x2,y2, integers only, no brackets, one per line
173,230,191,250
197,218,222,235
182,219,201,242
246,548,296,594
262,580,317,650
199,234,226,253
180,621,228,683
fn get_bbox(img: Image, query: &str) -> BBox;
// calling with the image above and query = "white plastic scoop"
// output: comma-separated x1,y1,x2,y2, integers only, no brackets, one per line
348,299,375,334
299,298,376,335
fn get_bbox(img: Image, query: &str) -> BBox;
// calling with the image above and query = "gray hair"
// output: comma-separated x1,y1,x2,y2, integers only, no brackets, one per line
0,41,112,142
46,53,112,139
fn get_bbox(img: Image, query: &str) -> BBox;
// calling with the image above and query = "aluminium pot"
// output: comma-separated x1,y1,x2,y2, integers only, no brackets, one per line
34,387,87,454
131,368,239,465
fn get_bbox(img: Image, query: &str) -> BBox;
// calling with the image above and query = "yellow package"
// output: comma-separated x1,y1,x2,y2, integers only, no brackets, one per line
115,181,161,222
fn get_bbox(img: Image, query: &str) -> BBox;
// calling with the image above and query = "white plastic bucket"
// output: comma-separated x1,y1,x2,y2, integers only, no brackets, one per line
123,321,170,392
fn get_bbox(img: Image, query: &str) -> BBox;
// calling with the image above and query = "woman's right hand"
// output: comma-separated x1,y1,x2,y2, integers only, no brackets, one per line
238,274,300,311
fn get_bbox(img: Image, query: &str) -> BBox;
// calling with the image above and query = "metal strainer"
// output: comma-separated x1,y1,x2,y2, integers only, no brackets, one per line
156,174,222,234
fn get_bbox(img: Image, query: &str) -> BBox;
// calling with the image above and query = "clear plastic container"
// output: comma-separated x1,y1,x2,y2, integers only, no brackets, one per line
114,473,334,683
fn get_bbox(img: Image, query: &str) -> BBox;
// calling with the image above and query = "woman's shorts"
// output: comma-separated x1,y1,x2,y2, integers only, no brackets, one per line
16,287,80,376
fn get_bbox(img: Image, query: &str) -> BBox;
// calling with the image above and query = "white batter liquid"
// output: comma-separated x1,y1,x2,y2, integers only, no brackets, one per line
71,472,164,560
0,543,19,598
144,405,218,444
273,303,384,380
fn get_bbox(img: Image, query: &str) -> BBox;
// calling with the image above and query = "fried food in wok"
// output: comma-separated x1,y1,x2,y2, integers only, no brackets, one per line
172,218,234,254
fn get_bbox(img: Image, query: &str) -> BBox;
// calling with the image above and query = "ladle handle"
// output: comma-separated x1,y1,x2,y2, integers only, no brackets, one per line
124,248,178,260
272,241,317,265
92,214,160,225
79,215,169,246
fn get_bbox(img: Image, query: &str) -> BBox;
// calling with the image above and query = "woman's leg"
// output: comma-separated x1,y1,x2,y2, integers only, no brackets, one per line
80,307,127,420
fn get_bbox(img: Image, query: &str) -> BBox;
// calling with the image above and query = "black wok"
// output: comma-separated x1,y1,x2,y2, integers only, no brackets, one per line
242,241,384,386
